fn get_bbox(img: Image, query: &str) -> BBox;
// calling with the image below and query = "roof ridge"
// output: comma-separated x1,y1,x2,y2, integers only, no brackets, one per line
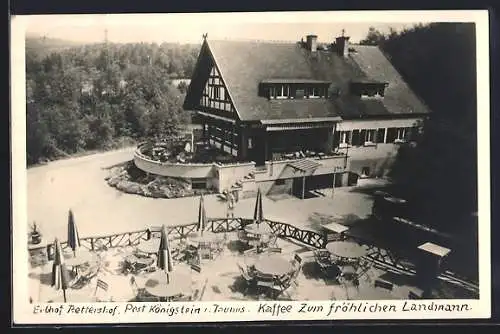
208,38,297,44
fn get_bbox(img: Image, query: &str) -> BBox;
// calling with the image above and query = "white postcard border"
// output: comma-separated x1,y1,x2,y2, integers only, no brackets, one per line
11,10,491,324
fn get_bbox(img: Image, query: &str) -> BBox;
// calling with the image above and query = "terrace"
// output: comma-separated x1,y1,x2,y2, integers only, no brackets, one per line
29,216,478,303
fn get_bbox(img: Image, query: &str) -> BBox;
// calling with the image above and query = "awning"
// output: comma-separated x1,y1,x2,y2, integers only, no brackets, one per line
261,117,341,124
287,159,322,173
261,79,331,84
266,123,334,131
197,111,236,124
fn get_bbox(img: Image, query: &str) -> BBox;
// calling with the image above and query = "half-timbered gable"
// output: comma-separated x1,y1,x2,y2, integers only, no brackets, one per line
184,33,431,183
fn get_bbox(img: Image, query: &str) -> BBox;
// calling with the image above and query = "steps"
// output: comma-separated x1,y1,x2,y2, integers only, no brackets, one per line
228,171,257,199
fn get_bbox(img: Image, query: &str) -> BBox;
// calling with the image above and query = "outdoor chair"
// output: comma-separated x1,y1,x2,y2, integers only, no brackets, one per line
291,253,303,269
243,248,257,255
237,230,249,246
191,263,202,274
93,278,110,302
255,272,277,297
356,258,372,281
71,263,99,288
271,274,294,299
129,276,148,300
266,234,278,248
191,278,208,301
339,264,358,284
237,264,256,295
210,241,223,259
374,279,394,291
139,295,160,302
174,295,192,302
317,257,337,278
198,245,212,260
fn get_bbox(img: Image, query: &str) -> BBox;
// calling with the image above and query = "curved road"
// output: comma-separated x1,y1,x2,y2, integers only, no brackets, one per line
27,148,373,242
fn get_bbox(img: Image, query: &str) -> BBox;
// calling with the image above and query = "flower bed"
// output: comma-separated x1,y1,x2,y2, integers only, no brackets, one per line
105,161,215,199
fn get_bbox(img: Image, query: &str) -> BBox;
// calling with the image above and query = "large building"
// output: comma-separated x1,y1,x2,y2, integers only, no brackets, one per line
180,33,430,197
135,32,430,199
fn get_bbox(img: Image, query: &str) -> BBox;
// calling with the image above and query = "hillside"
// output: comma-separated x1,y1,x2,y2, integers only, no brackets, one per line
25,35,86,59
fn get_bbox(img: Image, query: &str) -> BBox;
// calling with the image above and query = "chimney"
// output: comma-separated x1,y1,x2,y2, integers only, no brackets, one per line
335,30,350,57
306,35,318,52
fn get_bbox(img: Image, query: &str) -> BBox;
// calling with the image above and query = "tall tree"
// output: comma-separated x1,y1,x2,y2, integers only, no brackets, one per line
369,23,478,235
25,37,199,165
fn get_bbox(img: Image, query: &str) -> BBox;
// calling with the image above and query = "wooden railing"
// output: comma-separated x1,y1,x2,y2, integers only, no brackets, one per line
38,216,479,293
265,219,326,249
45,217,327,258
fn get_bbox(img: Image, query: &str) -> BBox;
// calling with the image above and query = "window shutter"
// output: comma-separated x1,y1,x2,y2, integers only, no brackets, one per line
376,128,385,143
351,130,360,146
333,130,340,147
386,128,397,143
360,130,367,144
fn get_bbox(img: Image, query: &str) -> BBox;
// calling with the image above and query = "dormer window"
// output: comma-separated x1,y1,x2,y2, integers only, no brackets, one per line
350,81,388,99
260,79,330,100
306,86,326,99
270,85,291,99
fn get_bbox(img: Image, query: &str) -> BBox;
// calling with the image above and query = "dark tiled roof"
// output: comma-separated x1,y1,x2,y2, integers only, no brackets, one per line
187,39,430,122
347,45,430,115
261,79,331,84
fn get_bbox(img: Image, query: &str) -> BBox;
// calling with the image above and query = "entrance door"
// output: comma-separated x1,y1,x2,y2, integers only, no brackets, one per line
291,177,305,199
248,135,266,166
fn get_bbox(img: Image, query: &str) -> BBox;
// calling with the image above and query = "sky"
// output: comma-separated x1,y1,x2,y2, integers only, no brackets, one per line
19,12,444,44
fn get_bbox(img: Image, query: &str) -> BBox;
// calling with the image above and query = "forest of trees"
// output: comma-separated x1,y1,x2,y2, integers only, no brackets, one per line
25,38,200,165
25,25,479,238
361,23,478,235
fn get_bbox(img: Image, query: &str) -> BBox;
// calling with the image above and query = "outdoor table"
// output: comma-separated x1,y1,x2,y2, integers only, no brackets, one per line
125,254,154,268
326,241,368,260
65,250,99,275
416,242,451,285
418,242,451,258
144,271,192,301
137,238,161,254
253,254,293,277
65,250,98,267
244,223,273,236
323,222,349,234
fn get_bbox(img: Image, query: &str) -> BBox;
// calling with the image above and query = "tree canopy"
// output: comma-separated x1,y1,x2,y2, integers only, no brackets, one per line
25,38,200,165
361,23,477,235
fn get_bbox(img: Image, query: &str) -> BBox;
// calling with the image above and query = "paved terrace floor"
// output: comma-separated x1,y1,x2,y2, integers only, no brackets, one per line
29,231,477,303
27,147,374,242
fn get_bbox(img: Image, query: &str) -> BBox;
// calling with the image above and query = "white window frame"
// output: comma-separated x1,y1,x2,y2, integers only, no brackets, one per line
394,128,407,143
219,87,225,100
308,86,322,99
276,85,290,99
214,86,220,99
338,131,351,148
364,129,377,146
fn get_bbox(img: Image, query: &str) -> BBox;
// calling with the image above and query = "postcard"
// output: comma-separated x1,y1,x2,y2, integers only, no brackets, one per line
11,10,490,324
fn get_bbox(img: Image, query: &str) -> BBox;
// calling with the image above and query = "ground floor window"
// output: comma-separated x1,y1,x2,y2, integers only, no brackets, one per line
376,128,386,143
386,127,410,143
191,178,207,190
365,129,376,143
